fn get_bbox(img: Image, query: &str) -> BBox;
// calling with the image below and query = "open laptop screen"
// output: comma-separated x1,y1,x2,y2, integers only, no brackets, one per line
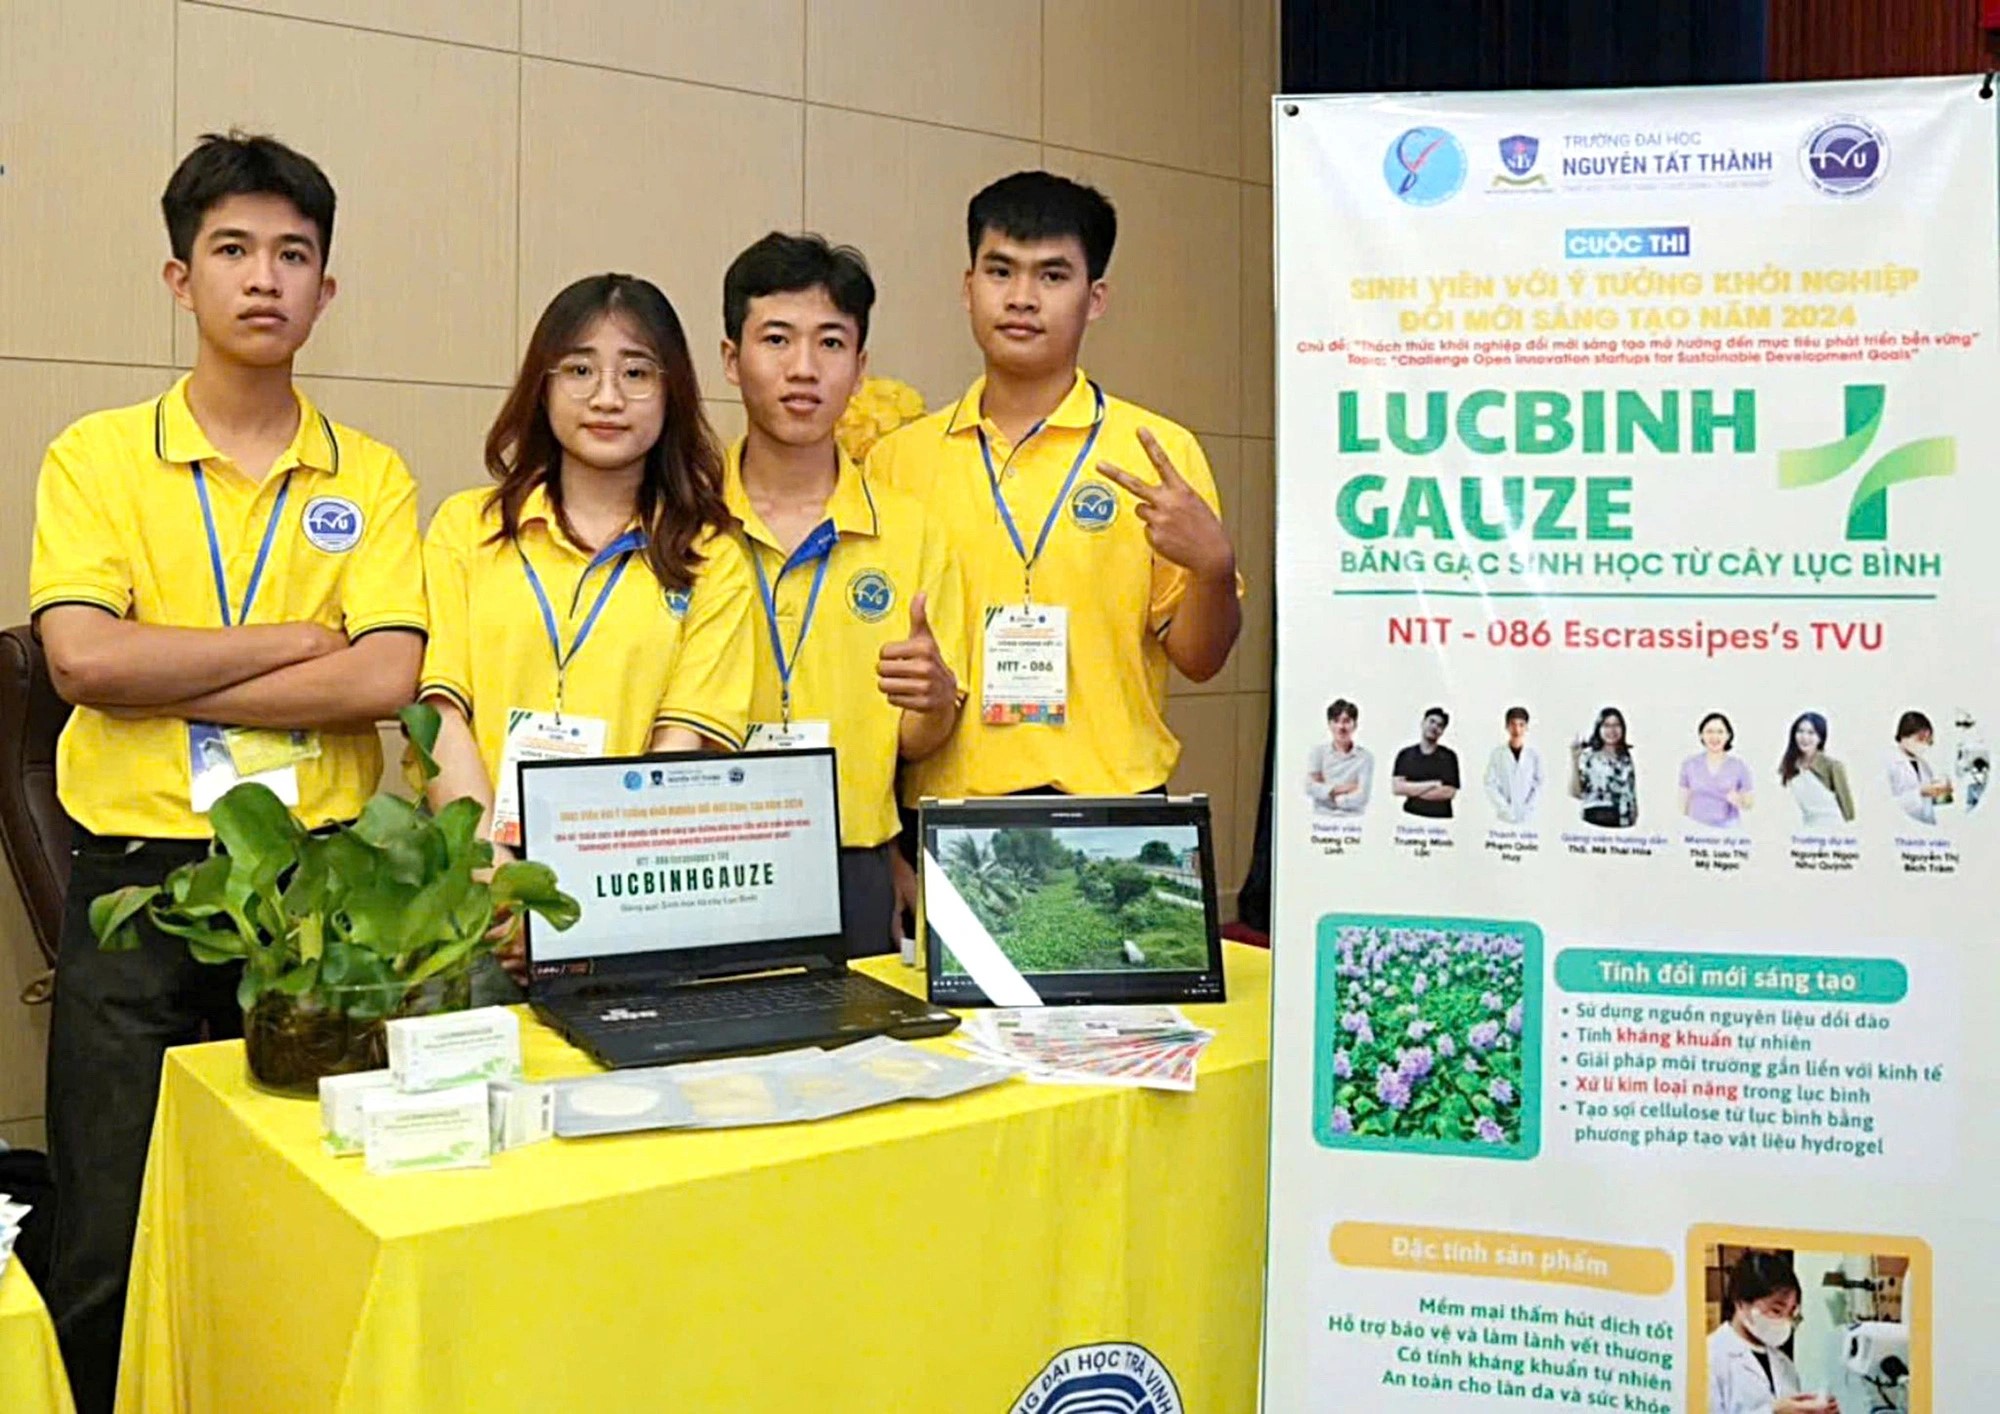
921,795,1227,1007
519,749,843,978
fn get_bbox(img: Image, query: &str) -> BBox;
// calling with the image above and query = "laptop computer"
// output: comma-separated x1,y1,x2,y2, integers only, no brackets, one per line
919,793,1228,1008
518,748,958,1068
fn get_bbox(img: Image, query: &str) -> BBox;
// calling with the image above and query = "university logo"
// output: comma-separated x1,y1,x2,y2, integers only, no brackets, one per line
301,495,363,553
1800,115,1887,198
847,569,894,622
1008,1343,1182,1414
1491,133,1547,189
1778,384,1953,541
622,770,644,792
1382,126,1466,206
727,766,746,784
663,588,691,619
1068,481,1119,532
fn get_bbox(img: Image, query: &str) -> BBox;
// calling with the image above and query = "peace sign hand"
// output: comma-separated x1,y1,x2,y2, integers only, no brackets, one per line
1097,428,1236,581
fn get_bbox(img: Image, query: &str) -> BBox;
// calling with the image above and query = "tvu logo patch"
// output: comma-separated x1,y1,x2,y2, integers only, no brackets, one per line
1068,481,1119,532
301,495,363,553
847,569,894,622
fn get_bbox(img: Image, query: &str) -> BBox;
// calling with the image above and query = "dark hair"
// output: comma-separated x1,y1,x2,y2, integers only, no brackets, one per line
1327,698,1359,723
484,274,727,594
1505,706,1530,725
723,232,877,347
1589,707,1631,757
1721,1250,1801,1323
967,171,1118,281
1423,707,1450,729
1896,709,1934,742
1779,711,1830,785
162,130,336,264
1698,712,1735,751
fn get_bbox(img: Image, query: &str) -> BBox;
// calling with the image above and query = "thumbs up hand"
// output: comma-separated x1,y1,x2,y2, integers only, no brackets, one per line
877,591,957,712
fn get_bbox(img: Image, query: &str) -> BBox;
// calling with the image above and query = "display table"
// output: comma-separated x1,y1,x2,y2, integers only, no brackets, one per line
117,945,1271,1413
3,1262,76,1414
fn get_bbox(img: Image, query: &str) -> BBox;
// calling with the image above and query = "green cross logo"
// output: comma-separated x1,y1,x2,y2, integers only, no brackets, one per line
1777,384,1954,541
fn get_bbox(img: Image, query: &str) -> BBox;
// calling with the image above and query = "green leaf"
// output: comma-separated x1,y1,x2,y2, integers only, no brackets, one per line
353,795,442,885
433,797,484,863
492,860,582,931
277,960,320,995
405,934,482,986
209,784,303,890
400,701,442,785
237,969,264,1013
1471,1094,1496,1117
151,915,248,961
296,913,325,964
90,885,158,950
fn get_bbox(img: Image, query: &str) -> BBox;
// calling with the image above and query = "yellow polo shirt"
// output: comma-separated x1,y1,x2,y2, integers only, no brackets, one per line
28,376,427,839
419,484,755,789
866,369,1231,799
724,440,967,848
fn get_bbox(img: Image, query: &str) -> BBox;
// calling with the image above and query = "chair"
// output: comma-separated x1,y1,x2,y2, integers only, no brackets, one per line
0,625,74,1000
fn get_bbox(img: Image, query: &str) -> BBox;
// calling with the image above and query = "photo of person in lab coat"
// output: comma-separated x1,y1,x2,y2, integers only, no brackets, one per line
1707,1250,1839,1414
1484,704,1542,823
1886,710,1951,826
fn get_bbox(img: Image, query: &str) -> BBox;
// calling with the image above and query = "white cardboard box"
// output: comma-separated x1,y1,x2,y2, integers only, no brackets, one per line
318,1069,396,1156
488,1078,554,1151
360,1082,492,1174
385,1006,522,1093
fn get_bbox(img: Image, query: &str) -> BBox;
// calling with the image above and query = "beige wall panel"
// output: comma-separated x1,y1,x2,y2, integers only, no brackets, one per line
1044,149,1241,439
175,5,519,386
199,0,519,48
1240,183,1273,437
805,0,1039,139
0,1116,47,1152
1165,693,1240,887
520,60,802,399
0,0,175,364
803,109,1038,409
1168,434,1239,697
523,0,805,99
1241,0,1277,181
1233,688,1269,899
294,377,504,519
0,869,50,1126
1237,438,1273,694
0,361,179,624
704,398,748,445
1044,0,1240,177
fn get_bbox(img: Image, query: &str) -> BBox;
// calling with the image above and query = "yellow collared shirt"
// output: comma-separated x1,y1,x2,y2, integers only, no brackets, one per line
419,484,755,789
866,369,1231,799
725,440,968,848
28,375,427,838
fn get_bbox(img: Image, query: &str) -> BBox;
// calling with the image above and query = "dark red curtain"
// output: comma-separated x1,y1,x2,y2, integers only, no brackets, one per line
1766,0,1985,81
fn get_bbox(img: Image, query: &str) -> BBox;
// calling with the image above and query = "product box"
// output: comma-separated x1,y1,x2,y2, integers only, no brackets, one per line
385,1006,522,1093
360,1082,492,1175
487,1078,554,1151
319,1069,397,1156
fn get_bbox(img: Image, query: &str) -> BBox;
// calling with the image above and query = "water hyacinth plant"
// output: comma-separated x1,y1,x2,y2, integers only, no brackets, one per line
1322,922,1530,1147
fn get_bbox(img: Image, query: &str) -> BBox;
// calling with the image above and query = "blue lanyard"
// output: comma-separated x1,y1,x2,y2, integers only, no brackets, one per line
750,521,838,726
976,383,1105,598
517,529,646,715
192,465,293,626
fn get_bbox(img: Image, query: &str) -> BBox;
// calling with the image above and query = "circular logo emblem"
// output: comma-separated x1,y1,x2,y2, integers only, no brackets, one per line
301,495,363,553
621,770,644,792
1068,482,1119,532
847,569,894,623
1383,126,1466,207
663,588,692,620
727,766,746,784
1801,115,1887,198
1009,1343,1182,1414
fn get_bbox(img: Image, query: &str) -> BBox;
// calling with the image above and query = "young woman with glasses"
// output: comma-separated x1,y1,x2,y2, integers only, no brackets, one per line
417,273,755,1000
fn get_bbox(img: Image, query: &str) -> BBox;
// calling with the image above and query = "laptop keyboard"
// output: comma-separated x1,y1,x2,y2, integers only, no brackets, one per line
575,972,887,1033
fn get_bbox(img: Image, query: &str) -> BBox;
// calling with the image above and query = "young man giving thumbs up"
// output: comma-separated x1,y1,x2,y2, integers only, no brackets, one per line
721,233,967,955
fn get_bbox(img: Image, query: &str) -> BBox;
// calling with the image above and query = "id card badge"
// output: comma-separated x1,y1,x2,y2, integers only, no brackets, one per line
744,720,831,751
490,709,607,847
981,604,1069,725
189,722,300,813
222,727,320,776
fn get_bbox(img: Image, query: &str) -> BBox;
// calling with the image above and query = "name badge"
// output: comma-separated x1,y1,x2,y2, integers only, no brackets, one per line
981,604,1068,726
745,720,832,751
189,722,300,813
491,709,607,847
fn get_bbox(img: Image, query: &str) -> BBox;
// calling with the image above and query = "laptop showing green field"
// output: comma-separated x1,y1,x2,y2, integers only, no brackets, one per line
919,794,1227,1007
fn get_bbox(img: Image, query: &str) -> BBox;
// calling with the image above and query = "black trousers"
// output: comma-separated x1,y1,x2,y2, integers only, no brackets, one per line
45,832,240,1414
838,843,897,959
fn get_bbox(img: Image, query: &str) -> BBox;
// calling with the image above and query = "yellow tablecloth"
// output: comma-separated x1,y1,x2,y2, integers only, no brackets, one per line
3,1262,76,1414
118,945,1271,1413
